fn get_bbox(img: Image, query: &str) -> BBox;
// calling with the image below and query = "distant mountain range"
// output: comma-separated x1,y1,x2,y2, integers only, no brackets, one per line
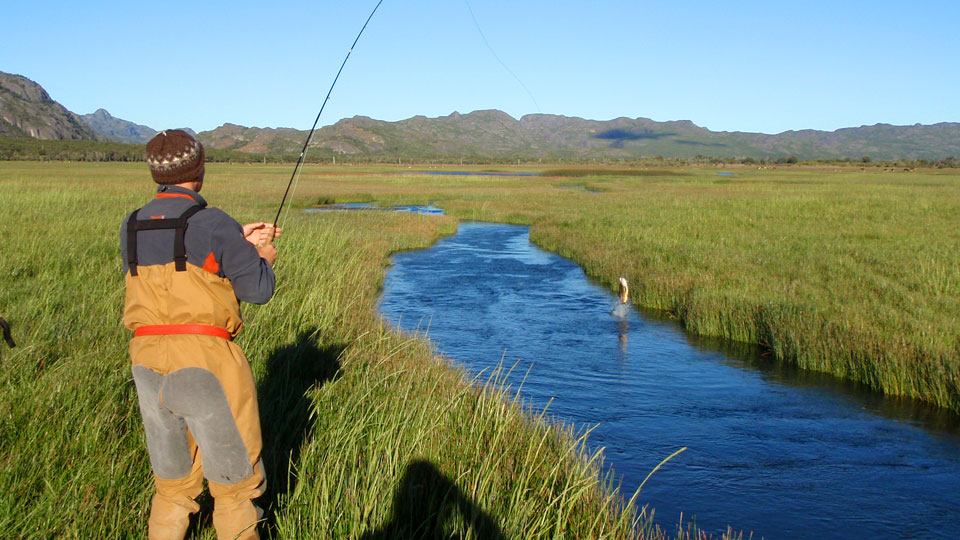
2,70,959,161
200,111,960,161
79,108,158,144
0,72,97,140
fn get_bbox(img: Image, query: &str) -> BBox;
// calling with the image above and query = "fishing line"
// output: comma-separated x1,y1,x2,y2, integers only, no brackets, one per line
272,0,385,232
463,0,541,112
280,153,305,231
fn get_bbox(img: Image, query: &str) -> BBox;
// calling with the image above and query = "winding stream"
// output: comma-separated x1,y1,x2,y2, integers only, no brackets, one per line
378,222,960,539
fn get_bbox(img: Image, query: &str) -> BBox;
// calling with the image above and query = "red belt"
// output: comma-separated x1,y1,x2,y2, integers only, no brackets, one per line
134,324,233,341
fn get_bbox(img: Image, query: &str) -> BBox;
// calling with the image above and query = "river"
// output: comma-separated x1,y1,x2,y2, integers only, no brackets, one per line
378,222,960,539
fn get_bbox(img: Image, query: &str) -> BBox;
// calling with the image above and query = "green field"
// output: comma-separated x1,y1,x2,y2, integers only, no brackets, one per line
286,163,960,411
1,162,730,539
2,160,957,538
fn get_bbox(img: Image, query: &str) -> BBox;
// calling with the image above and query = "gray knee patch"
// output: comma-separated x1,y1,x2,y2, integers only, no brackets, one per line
161,368,254,484
132,366,194,479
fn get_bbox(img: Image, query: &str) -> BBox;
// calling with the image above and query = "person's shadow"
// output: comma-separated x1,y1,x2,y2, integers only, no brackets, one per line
184,329,342,538
257,329,344,535
360,459,509,540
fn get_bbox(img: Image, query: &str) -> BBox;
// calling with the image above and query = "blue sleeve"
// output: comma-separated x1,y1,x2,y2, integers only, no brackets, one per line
214,216,276,305
119,213,130,273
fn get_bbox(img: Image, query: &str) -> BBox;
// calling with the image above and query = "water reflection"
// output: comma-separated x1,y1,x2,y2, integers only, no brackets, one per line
693,333,960,437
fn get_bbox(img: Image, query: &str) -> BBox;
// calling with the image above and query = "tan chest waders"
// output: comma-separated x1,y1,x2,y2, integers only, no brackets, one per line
127,203,265,540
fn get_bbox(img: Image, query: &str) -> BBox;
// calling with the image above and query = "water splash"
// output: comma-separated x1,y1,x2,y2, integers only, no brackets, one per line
610,303,630,319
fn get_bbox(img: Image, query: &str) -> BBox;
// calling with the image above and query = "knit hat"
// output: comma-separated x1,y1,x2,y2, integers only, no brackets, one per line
146,130,205,184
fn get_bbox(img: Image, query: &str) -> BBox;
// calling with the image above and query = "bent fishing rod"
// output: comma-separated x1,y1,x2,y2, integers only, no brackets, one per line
267,0,384,241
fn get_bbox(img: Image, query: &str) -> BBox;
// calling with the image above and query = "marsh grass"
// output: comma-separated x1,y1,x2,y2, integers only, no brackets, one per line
1,162,716,539
529,169,960,411
284,164,960,412
6,159,949,538
541,168,687,178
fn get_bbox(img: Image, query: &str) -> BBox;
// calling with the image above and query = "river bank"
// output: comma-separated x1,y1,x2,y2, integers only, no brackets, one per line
380,221,960,539
0,162,689,539
295,163,960,412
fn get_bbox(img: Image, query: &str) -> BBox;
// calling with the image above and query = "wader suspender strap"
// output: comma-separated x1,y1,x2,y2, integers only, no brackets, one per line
127,205,205,276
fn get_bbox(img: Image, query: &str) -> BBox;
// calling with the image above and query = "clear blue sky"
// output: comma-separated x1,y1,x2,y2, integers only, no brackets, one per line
4,1,958,134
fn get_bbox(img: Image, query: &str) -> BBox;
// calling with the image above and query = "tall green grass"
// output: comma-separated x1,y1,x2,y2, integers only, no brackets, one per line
286,164,960,412
529,169,960,411
1,162,720,539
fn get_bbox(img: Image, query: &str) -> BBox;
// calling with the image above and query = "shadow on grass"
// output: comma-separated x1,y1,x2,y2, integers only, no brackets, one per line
360,459,509,540
258,329,344,535
185,329,344,539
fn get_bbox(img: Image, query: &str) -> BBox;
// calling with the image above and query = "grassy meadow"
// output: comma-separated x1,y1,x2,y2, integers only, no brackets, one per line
2,160,957,538
0,161,737,539
283,163,960,412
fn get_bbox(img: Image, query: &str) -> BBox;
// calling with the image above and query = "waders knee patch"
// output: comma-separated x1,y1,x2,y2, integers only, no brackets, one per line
132,366,194,479
161,368,254,484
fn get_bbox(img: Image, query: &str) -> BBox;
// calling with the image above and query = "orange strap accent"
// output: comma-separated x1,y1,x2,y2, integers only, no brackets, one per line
156,193,196,201
202,251,220,274
134,324,232,340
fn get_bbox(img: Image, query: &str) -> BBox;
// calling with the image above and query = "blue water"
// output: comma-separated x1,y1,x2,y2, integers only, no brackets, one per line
409,171,539,177
391,204,445,215
378,222,960,540
305,203,444,215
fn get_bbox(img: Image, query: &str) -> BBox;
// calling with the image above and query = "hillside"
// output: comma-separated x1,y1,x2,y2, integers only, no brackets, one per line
197,122,304,154
79,109,156,143
0,72,98,140
198,111,960,161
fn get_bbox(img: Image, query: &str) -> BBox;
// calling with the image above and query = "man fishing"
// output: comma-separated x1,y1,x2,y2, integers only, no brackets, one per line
121,129,279,540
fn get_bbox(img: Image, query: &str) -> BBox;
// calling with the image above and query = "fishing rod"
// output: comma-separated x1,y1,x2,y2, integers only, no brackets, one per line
268,0,385,239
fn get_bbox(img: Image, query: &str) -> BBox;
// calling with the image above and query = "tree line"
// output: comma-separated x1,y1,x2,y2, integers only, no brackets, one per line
0,137,290,163
0,136,957,167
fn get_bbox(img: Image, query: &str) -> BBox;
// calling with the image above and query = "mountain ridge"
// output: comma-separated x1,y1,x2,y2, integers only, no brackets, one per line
0,72,98,140
195,111,958,161
2,71,958,161
79,108,157,143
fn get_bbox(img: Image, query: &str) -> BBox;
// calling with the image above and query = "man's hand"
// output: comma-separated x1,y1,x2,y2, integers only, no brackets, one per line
242,222,282,247
257,243,278,266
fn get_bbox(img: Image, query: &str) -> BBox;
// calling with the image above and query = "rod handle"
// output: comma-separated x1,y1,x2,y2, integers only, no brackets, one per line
257,224,276,248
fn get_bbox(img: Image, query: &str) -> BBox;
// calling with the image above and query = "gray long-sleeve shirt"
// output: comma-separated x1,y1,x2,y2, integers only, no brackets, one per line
120,185,275,304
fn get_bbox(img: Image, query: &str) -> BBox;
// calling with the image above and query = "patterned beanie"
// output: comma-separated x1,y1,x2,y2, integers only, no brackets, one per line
146,130,205,184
